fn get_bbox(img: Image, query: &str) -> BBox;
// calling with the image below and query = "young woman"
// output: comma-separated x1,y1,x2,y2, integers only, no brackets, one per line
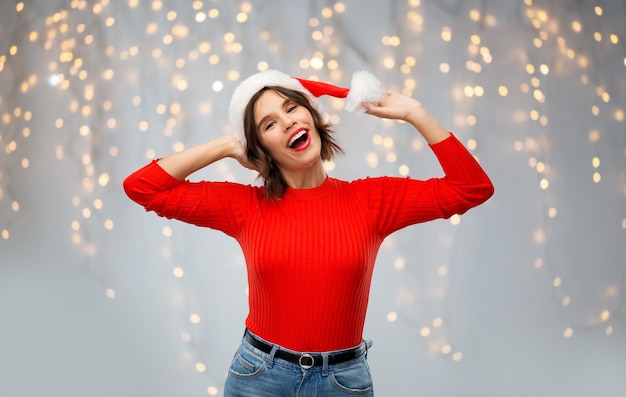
123,70,494,396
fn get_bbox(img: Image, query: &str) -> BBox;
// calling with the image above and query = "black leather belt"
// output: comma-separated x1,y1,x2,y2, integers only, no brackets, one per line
244,330,371,369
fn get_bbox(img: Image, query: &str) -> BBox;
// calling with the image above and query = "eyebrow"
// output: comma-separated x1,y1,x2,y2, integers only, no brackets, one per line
256,98,292,131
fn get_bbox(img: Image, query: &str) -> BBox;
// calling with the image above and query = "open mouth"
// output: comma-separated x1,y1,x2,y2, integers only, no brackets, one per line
288,130,309,149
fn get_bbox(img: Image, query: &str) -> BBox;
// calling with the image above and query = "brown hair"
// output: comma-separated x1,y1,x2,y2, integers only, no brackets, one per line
243,86,343,200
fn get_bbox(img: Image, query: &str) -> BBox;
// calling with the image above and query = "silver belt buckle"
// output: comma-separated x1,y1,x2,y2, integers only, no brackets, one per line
299,353,314,369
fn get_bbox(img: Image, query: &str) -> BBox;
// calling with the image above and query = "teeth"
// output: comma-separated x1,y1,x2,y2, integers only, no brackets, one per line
288,130,307,147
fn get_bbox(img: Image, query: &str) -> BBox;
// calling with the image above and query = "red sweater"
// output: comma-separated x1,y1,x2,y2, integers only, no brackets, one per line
123,134,494,352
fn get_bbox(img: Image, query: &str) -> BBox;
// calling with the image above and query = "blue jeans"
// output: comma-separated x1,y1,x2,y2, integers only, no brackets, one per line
224,330,374,396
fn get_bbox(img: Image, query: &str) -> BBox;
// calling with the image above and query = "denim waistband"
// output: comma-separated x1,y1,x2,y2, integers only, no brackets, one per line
241,329,372,372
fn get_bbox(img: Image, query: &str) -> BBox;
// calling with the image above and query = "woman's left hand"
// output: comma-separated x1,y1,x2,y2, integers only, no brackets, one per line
361,90,424,123
362,90,451,145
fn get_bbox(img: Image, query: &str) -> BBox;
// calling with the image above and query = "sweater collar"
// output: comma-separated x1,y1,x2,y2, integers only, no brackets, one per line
281,175,335,200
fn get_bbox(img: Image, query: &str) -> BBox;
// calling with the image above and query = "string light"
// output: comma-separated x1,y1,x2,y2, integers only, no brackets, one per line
520,1,624,340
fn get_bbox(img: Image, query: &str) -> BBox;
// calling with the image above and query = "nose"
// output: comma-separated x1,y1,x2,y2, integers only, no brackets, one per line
281,115,296,132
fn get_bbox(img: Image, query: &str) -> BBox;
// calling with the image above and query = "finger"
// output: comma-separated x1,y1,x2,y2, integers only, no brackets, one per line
362,103,385,117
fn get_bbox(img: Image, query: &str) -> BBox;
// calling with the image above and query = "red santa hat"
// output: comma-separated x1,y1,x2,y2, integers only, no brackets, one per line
228,69,387,145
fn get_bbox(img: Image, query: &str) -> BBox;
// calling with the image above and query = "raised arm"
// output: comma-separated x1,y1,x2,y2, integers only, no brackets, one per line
123,134,252,207
362,89,494,222
123,134,252,205
123,134,255,234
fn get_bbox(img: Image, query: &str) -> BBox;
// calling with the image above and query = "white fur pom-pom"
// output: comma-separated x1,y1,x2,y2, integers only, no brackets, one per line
344,70,387,113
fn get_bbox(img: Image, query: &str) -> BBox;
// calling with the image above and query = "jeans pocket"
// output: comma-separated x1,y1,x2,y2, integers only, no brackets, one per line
228,347,267,379
329,359,373,395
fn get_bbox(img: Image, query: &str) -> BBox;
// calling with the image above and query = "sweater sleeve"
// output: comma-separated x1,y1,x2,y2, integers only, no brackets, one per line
364,133,494,237
122,160,255,237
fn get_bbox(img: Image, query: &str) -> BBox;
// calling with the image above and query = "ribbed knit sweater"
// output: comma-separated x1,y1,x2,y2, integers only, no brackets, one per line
123,133,494,352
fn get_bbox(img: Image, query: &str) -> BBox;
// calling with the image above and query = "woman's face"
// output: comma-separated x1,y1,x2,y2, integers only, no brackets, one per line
253,89,322,172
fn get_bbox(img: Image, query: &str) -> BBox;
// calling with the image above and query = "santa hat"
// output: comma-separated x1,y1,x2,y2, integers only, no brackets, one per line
228,69,387,145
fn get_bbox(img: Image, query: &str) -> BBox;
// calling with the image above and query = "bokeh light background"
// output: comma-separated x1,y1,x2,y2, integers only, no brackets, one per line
1,0,625,396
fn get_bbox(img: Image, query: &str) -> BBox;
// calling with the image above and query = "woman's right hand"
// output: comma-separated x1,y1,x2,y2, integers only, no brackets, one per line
228,135,257,171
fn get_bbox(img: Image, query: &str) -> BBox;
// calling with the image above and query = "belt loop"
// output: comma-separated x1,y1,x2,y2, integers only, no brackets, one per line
322,353,329,376
364,339,372,359
267,345,278,369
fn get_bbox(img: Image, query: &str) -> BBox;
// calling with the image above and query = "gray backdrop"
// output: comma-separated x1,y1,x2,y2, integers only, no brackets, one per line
1,0,625,396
